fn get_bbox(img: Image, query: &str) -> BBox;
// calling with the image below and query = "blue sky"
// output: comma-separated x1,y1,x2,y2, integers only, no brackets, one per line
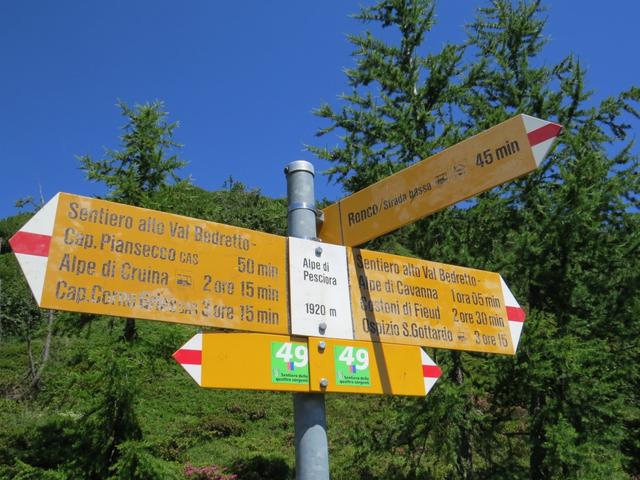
1,1,638,219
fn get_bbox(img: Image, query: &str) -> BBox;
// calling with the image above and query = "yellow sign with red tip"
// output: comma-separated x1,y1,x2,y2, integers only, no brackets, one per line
320,114,562,246
9,193,289,334
308,337,441,396
348,248,526,354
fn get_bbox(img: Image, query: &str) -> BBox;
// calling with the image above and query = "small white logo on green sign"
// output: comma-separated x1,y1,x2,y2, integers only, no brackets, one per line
334,346,371,387
271,342,309,384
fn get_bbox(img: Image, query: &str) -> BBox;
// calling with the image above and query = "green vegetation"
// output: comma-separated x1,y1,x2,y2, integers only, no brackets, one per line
78,100,187,341
310,0,639,478
1,1,638,479
78,100,187,209
0,183,301,480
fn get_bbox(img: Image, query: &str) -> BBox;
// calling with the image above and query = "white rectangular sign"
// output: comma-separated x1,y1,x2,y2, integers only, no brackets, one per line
288,237,353,339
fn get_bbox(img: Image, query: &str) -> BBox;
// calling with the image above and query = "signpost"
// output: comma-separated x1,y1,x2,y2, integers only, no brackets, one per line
10,113,560,479
319,114,562,246
173,332,442,397
8,192,289,334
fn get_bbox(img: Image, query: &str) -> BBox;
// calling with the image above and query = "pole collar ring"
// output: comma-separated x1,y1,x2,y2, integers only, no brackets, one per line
288,201,316,212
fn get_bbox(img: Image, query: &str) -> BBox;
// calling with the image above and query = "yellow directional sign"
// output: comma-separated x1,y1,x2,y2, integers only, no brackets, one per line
348,248,526,354
320,114,562,246
173,333,442,396
308,337,441,396
9,193,288,334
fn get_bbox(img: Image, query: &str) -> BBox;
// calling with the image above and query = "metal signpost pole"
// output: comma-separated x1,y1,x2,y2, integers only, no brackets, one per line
285,160,330,480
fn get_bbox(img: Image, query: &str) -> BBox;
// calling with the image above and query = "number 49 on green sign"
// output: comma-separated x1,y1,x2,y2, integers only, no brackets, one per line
271,342,309,385
334,346,371,387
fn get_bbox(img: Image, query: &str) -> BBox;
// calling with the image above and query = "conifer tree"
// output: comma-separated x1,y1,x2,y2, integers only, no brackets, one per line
69,345,143,479
78,100,185,208
309,0,465,195
78,100,186,341
312,0,639,478
446,2,638,478
311,1,480,478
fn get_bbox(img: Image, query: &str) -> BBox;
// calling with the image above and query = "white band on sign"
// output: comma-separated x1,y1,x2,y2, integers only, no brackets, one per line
288,237,354,340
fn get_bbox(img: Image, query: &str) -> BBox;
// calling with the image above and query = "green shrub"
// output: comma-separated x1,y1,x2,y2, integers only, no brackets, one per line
0,460,65,480
182,415,245,440
109,440,180,480
230,455,291,480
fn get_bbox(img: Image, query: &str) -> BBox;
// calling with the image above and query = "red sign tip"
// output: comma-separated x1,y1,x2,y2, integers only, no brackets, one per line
173,349,202,366
528,123,563,147
9,231,52,257
422,364,443,379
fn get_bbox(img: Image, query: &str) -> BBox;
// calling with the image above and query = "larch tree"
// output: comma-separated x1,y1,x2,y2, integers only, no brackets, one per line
449,2,639,478
311,1,479,478
311,0,639,478
78,100,186,341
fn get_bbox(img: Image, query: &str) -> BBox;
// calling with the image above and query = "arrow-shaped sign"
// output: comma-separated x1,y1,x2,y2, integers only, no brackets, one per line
9,193,289,334
320,114,562,246
307,337,442,396
173,333,311,392
173,332,442,397
348,247,526,354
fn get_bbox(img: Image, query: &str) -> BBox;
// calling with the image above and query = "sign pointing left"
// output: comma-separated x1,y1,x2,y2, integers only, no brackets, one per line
9,193,289,334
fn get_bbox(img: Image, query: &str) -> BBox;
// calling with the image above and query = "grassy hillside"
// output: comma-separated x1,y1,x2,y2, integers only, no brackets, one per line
0,184,385,479
0,315,390,479
3,178,637,479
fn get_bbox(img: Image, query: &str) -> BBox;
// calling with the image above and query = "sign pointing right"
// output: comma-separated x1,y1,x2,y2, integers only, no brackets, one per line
348,247,525,354
320,114,562,246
